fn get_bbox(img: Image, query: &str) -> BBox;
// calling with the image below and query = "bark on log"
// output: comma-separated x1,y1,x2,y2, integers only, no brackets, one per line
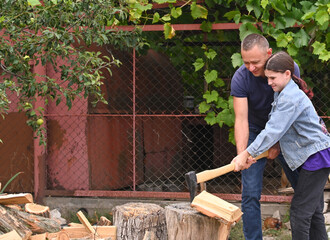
165,202,221,240
0,205,61,238
113,202,167,240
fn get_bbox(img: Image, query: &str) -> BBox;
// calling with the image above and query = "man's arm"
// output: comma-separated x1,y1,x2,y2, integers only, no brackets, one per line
233,96,249,154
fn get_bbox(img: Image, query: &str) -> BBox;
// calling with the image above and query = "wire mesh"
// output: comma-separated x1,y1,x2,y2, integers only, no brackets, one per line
0,27,328,200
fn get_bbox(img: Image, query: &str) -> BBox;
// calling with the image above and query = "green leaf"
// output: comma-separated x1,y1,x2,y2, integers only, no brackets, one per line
301,11,315,21
287,44,299,56
228,128,236,145
247,0,262,19
200,21,213,33
294,29,309,48
224,10,240,20
205,49,217,60
216,97,228,109
270,0,287,15
276,33,292,48
152,12,160,23
239,23,260,41
164,23,175,39
217,109,235,127
161,14,171,21
274,16,286,29
205,111,217,125
312,41,325,55
261,0,268,9
315,10,329,25
203,90,219,103
204,70,218,84
191,2,208,19
193,58,205,71
28,0,41,6
198,101,210,113
231,53,243,68
171,7,182,19
214,78,225,88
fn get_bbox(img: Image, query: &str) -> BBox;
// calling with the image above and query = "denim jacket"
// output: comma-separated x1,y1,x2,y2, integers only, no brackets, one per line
247,79,330,171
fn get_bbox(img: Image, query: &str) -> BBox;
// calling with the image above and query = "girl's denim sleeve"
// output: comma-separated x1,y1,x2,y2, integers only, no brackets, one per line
247,96,301,157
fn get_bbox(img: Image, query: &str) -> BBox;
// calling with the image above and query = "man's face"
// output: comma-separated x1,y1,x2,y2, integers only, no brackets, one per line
241,45,272,77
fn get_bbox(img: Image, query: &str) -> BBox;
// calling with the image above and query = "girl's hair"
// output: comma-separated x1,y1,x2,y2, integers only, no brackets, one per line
264,51,314,99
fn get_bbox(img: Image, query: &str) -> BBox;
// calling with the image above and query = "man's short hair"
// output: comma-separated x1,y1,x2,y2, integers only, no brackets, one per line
241,33,269,51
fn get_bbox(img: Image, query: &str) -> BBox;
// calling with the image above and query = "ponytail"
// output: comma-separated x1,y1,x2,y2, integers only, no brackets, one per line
292,75,314,100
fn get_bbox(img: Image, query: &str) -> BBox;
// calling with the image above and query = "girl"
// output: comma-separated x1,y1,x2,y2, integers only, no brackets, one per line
232,51,330,240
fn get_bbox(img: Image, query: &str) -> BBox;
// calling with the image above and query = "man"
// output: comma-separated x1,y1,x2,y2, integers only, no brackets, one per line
230,33,300,240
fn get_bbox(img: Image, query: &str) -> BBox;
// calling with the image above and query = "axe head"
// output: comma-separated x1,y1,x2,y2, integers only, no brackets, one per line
185,171,198,202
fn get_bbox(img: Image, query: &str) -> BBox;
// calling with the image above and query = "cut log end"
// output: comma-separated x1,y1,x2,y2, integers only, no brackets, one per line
25,203,50,218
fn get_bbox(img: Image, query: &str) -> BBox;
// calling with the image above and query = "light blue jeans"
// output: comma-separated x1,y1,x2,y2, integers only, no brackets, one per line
241,128,299,240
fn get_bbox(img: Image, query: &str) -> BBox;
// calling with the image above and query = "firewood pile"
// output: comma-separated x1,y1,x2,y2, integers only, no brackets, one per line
0,193,116,240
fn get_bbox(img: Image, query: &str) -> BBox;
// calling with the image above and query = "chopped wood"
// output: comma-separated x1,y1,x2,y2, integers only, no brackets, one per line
97,216,112,226
6,204,23,211
29,233,47,240
25,203,50,218
76,210,98,236
191,190,242,223
62,226,116,239
0,193,33,205
0,204,60,238
0,230,22,240
67,223,83,227
55,231,69,240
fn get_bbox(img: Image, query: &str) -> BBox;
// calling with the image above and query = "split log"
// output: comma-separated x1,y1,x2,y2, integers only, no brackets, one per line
76,210,98,236
29,233,47,240
61,226,117,239
6,204,23,211
0,230,22,240
113,202,167,240
25,203,50,218
97,216,112,226
0,193,33,205
0,204,60,239
165,202,220,240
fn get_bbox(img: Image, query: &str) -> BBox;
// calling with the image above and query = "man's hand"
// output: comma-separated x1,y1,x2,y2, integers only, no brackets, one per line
268,142,280,160
232,150,256,172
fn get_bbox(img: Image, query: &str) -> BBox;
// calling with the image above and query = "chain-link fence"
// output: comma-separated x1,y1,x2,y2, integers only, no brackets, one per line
1,25,329,202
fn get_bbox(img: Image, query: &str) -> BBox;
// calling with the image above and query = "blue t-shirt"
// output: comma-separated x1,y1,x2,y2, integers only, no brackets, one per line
230,62,300,130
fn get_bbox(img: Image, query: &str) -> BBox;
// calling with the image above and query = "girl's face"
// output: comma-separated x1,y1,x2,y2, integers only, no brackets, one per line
265,69,291,92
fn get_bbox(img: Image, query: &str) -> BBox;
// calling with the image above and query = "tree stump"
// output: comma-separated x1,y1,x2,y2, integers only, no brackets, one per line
113,202,167,240
165,202,221,240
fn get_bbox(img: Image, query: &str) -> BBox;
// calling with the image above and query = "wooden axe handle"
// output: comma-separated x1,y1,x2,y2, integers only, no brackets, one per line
196,150,268,183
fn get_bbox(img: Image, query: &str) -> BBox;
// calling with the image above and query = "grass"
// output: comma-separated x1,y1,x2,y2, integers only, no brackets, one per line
229,219,292,240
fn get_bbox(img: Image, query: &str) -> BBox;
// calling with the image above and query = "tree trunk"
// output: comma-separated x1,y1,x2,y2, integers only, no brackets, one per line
0,205,61,239
165,202,220,240
113,202,167,240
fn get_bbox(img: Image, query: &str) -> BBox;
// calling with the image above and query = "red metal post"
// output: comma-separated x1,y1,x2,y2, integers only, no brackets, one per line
132,48,136,191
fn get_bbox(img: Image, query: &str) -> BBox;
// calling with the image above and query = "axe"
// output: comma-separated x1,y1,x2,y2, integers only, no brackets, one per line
185,150,269,202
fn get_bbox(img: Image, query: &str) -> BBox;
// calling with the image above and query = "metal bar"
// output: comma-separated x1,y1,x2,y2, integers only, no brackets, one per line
44,114,206,117
44,190,293,203
113,23,241,32
132,47,136,191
